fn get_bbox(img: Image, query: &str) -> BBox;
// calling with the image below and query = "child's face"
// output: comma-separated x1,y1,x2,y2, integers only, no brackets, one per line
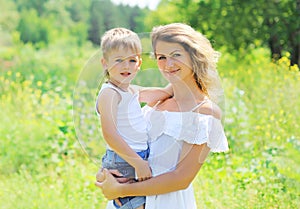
102,48,142,86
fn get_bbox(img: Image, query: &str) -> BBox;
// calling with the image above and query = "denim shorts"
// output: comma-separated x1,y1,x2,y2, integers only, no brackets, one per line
101,148,149,209
113,196,145,209
101,147,150,179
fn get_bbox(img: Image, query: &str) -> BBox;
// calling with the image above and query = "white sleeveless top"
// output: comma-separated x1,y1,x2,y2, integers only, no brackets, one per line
96,83,149,151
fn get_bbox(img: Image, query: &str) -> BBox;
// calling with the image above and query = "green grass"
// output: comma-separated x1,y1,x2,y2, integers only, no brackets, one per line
0,41,299,208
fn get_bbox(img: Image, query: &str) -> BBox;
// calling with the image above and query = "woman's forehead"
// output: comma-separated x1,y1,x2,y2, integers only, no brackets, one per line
155,41,186,54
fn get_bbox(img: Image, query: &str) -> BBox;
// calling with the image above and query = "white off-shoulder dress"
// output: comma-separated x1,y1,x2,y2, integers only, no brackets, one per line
106,101,228,209
143,101,228,209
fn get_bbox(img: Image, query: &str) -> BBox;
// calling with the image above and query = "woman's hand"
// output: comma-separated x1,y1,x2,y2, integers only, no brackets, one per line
96,168,105,182
95,169,124,200
96,168,129,183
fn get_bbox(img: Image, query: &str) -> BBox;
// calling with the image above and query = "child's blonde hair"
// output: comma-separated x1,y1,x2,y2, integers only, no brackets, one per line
101,28,142,59
151,23,223,105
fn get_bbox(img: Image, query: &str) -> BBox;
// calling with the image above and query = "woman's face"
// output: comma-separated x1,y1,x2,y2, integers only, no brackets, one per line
155,40,193,83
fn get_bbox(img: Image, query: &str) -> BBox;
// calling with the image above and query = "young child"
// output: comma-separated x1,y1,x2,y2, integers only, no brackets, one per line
96,28,171,209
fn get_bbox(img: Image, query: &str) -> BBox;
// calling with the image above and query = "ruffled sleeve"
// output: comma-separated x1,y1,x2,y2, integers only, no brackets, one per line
205,116,229,152
163,112,228,153
143,106,229,153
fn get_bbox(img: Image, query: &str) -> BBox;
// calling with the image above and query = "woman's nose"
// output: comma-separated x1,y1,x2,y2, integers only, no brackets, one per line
165,57,175,68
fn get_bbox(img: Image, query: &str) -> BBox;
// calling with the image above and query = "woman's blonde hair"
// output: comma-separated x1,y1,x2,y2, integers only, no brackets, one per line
151,23,223,105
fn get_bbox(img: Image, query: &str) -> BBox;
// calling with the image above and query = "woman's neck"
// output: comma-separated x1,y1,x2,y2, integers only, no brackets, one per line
172,79,206,104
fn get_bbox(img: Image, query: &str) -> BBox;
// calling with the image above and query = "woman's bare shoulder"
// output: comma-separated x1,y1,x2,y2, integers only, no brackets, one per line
196,100,222,120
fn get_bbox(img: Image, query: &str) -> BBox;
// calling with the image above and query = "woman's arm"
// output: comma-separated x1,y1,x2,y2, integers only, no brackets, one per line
96,143,211,200
132,84,173,105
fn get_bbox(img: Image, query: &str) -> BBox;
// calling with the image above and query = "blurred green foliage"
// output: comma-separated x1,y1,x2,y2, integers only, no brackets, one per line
146,0,299,65
1,0,298,64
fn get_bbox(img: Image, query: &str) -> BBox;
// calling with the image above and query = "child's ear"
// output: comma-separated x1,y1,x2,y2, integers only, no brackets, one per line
138,57,142,68
101,58,108,69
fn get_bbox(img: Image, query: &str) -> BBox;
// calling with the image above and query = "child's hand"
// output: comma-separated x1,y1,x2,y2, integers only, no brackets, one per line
96,168,105,182
95,169,122,200
135,159,152,181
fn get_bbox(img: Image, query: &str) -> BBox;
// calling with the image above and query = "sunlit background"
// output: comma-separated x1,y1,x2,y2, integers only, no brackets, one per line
0,0,299,208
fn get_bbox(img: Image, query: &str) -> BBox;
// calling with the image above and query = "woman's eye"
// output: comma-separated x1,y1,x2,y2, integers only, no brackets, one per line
172,53,181,57
157,56,166,60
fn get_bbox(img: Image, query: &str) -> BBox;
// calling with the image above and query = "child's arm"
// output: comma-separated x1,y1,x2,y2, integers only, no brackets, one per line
132,84,173,105
96,142,211,199
97,88,152,181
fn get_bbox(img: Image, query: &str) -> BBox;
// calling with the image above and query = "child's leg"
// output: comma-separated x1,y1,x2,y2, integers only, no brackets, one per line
114,196,145,209
136,205,144,209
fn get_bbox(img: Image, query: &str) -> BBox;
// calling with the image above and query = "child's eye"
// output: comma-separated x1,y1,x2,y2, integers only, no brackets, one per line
129,59,137,63
115,59,123,63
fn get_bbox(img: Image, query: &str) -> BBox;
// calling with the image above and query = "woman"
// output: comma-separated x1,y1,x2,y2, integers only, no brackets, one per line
96,23,229,209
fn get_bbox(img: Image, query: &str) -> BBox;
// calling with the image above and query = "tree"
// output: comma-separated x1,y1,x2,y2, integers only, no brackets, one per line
13,0,49,15
88,0,116,45
0,0,20,32
17,9,49,46
259,0,299,65
147,0,300,65
66,1,90,23
88,0,149,45
195,0,299,65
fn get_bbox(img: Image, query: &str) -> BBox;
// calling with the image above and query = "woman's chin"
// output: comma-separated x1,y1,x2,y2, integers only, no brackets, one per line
164,75,181,83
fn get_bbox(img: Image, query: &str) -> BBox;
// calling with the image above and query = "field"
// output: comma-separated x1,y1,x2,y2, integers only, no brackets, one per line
1,38,300,208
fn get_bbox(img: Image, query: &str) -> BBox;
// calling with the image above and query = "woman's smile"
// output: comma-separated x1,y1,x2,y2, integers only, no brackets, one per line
163,68,180,75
